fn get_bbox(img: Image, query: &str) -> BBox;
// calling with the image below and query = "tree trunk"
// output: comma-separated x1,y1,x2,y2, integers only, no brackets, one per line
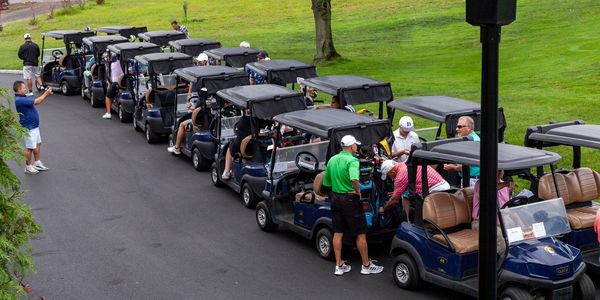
311,0,340,64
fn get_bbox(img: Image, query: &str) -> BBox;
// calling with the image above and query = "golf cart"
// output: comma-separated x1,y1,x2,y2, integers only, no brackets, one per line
169,38,221,57
1,0,8,11
525,120,600,274
255,108,395,260
244,59,317,86
80,35,128,106
105,42,161,119
300,75,393,119
96,26,148,40
204,47,260,68
131,52,194,143
210,84,307,208
138,30,187,50
38,30,95,95
387,96,507,142
389,138,595,299
170,65,249,170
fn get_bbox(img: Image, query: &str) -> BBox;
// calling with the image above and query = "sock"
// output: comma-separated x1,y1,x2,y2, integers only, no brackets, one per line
35,160,41,165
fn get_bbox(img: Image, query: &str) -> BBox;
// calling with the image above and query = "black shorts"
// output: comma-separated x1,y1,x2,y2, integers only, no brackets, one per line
331,193,367,235
106,82,119,99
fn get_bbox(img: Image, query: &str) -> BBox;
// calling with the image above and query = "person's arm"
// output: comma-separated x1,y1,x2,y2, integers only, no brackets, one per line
351,180,361,196
18,45,24,60
381,193,401,212
348,159,361,197
443,164,462,172
34,89,53,105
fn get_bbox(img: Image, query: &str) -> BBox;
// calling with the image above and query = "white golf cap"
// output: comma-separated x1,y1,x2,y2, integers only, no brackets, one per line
196,53,208,62
340,135,361,147
399,116,414,131
23,33,32,40
380,159,397,180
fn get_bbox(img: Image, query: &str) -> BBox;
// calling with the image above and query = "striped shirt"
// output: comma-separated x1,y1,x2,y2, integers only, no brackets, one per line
392,163,445,197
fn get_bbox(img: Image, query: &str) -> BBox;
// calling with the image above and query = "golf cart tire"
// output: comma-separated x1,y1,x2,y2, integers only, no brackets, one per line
145,124,160,144
192,147,210,171
393,254,421,290
211,164,224,188
315,227,334,261
573,273,595,300
133,118,142,132
81,86,89,100
90,90,101,107
241,182,259,209
256,201,277,232
60,81,73,96
35,81,44,92
118,104,132,123
500,287,531,300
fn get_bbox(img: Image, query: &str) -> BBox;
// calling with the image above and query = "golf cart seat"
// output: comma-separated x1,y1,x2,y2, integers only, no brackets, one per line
459,187,475,217
538,168,600,229
239,135,254,161
190,107,210,132
90,64,99,80
423,192,479,254
117,74,128,90
59,55,69,68
295,172,328,205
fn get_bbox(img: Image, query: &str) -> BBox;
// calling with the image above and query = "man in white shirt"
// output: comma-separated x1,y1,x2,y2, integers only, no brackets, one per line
391,116,419,162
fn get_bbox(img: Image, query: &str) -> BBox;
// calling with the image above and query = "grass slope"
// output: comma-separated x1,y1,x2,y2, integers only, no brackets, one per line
1,0,599,169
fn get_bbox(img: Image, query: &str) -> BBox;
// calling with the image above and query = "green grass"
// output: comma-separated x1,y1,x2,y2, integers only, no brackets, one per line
2,0,600,170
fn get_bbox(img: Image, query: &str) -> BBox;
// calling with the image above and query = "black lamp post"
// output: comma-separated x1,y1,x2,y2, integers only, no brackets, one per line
466,1,516,299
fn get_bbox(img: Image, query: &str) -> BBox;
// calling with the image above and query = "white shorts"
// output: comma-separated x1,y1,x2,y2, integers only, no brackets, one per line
23,127,42,149
23,66,39,80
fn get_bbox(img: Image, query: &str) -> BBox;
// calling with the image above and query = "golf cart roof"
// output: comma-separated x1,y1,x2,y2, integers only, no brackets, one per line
42,30,95,44
137,30,187,47
107,42,161,63
134,53,193,74
82,35,128,52
96,26,148,37
168,38,221,57
245,59,317,84
388,96,480,123
174,66,249,94
411,138,562,170
204,47,260,68
216,84,306,120
301,75,393,106
524,121,600,150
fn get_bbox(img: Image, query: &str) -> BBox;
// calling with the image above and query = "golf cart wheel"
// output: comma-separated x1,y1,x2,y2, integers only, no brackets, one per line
210,163,224,187
118,104,132,123
315,227,334,261
241,183,259,209
256,201,277,232
192,147,210,171
500,287,531,300
573,273,595,300
90,90,99,107
60,81,73,96
35,81,44,92
145,124,160,144
133,118,142,132
81,86,89,100
393,254,421,290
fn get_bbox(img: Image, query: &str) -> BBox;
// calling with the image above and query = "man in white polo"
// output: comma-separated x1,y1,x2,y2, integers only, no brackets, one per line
391,116,419,162
18,33,43,97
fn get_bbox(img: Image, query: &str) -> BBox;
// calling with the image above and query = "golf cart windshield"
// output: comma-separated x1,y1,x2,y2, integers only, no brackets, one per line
271,141,328,179
500,198,570,245
220,115,242,140
41,47,67,65
176,92,198,118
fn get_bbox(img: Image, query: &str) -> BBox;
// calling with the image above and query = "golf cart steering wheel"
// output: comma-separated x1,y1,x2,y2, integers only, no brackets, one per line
501,195,529,209
295,151,319,174
52,49,64,59
188,95,200,108
145,79,152,89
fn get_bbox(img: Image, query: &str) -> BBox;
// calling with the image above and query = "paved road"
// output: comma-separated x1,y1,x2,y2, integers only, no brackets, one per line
1,73,598,299
1,1,82,24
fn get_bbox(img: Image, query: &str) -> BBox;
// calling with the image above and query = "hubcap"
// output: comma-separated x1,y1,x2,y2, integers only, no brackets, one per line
243,188,250,205
119,105,123,119
318,236,330,255
146,128,150,141
257,208,266,227
395,263,409,284
211,168,218,183
61,83,67,94
193,152,199,167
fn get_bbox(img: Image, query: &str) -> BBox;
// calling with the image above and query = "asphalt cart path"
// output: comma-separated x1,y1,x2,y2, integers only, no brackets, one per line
2,73,594,299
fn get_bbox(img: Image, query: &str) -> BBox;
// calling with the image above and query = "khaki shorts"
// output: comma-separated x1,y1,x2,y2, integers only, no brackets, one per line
23,66,39,80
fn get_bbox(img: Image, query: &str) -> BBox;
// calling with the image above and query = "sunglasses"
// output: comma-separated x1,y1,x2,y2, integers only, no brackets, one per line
456,125,468,129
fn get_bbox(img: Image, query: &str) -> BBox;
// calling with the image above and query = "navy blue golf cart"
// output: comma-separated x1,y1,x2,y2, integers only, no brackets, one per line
168,38,221,57
137,30,187,51
105,42,161,120
95,26,148,40
244,59,317,86
80,35,128,106
131,52,194,143
389,138,595,299
255,108,396,260
169,65,249,170
204,47,260,68
210,84,307,208
38,30,95,95
525,120,600,275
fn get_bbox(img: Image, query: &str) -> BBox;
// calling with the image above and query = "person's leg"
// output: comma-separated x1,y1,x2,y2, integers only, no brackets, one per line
24,148,33,166
83,70,91,88
105,96,112,114
175,121,186,148
333,232,344,267
356,234,369,266
26,78,33,92
222,148,233,179
33,143,41,162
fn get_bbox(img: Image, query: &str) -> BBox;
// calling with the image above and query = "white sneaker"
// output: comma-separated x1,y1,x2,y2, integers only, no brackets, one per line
167,146,181,155
102,113,112,119
334,261,351,276
26,91,34,97
360,260,383,275
33,162,49,171
24,165,39,175
221,170,231,180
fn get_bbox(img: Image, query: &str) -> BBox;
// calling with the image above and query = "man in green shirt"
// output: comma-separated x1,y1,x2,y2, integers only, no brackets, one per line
323,135,384,276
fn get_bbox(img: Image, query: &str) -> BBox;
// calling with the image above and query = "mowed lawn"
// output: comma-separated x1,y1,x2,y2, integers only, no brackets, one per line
1,0,599,169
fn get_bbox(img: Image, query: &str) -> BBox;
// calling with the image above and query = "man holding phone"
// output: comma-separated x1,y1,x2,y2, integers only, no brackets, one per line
13,80,53,174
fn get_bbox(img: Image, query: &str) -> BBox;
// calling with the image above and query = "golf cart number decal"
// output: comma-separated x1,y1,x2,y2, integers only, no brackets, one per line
437,257,447,265
555,265,569,275
544,246,556,255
